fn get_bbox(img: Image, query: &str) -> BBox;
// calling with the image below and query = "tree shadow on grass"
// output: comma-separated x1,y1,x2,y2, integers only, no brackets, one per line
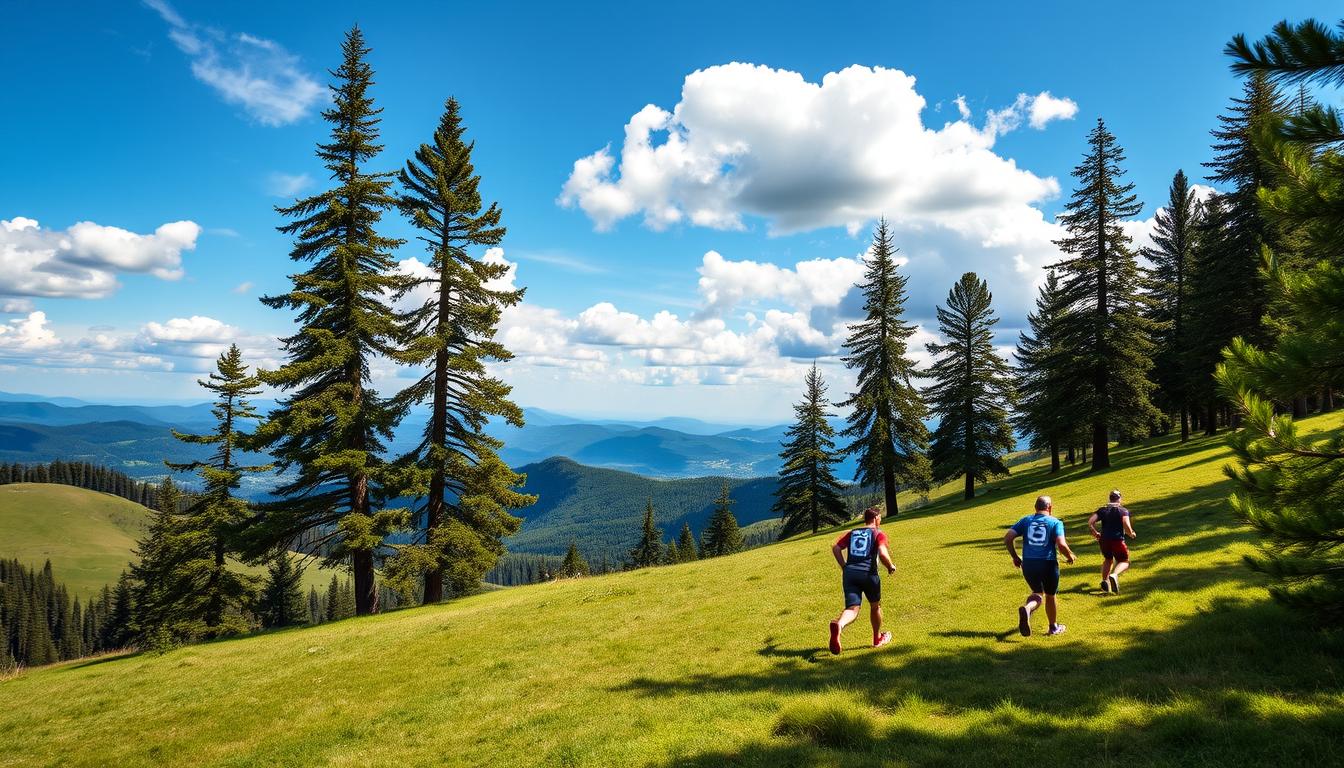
634,599,1344,767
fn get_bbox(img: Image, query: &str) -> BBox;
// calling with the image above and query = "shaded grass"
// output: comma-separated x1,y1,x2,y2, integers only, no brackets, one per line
1,415,1342,767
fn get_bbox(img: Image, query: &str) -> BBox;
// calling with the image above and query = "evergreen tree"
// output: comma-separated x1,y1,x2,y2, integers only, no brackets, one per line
163,345,267,637
700,482,744,557
628,499,664,568
1143,170,1204,441
307,586,324,624
324,575,342,622
392,97,533,603
675,523,698,563
924,273,1016,500
840,218,931,514
1013,271,1075,472
1052,118,1157,469
253,27,410,615
1218,262,1344,620
559,542,590,578
129,476,191,645
257,552,306,629
773,364,847,535
101,572,135,650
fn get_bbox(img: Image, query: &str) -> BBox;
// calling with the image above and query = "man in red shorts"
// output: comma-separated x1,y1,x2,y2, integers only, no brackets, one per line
1088,489,1136,594
828,506,896,654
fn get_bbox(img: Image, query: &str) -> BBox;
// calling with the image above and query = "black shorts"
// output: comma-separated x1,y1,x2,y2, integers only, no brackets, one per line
843,569,881,607
1021,559,1060,595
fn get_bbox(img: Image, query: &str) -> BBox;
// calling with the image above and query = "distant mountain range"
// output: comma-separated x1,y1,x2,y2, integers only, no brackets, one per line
504,457,783,559
0,392,857,484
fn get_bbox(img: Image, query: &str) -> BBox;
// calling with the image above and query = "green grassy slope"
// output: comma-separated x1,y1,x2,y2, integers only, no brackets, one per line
0,483,328,597
3,417,1343,767
0,484,150,596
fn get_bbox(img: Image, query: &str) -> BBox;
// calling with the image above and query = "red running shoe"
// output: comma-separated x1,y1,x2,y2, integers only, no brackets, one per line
829,621,842,655
873,631,892,649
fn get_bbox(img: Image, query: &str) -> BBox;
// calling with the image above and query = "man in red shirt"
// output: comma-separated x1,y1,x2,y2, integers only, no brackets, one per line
828,506,896,654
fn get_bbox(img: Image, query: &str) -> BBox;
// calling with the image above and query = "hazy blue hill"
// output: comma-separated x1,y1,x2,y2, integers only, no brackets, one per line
0,390,89,407
0,400,216,430
506,457,780,559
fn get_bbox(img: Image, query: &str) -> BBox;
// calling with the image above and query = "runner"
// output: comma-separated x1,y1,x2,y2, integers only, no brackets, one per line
1004,495,1076,637
828,506,896,654
1088,490,1136,594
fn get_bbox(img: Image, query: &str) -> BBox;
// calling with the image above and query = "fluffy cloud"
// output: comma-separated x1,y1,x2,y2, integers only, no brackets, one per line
1028,92,1079,129
559,63,1074,238
0,312,59,351
1,299,35,314
146,0,323,126
0,216,200,299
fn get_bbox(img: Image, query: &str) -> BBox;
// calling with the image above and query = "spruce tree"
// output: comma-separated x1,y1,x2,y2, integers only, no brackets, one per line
253,27,409,615
773,364,847,535
1013,271,1075,472
164,345,267,636
129,476,190,644
700,482,744,557
628,499,663,568
257,552,307,629
559,542,590,578
1142,170,1204,441
392,97,533,603
675,523,698,563
1052,118,1157,469
924,273,1016,500
840,218,931,513
307,586,324,624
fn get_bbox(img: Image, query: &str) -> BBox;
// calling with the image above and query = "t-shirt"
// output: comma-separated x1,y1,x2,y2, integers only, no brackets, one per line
836,528,888,573
1095,504,1130,540
1011,513,1065,561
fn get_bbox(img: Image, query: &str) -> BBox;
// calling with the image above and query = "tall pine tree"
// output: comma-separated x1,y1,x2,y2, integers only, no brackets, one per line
1013,271,1075,472
924,273,1016,500
253,28,409,615
391,97,534,603
841,218,930,514
773,364,847,535
1143,170,1204,441
1052,118,1157,469
164,344,267,636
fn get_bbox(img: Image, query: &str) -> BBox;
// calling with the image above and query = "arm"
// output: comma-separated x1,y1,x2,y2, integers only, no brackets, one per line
1124,513,1137,539
832,542,847,569
1003,530,1022,568
1087,512,1101,540
1056,534,1076,564
878,544,895,575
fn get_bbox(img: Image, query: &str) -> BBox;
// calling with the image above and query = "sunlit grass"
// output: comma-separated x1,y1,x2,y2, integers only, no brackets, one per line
2,414,1342,767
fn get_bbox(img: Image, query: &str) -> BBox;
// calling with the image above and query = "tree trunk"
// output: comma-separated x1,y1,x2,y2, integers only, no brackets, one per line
1292,395,1306,419
1067,445,1076,465
1204,401,1218,437
963,473,974,501
353,548,375,616
1050,441,1060,473
1180,406,1190,443
881,450,898,517
1081,443,1088,465
1324,387,1335,413
1091,419,1109,470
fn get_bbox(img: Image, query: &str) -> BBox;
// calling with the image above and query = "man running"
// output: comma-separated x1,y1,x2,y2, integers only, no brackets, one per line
1005,495,1076,637
1089,489,1136,594
828,506,896,654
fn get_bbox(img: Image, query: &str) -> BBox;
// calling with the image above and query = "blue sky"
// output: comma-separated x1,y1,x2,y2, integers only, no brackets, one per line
0,0,1334,422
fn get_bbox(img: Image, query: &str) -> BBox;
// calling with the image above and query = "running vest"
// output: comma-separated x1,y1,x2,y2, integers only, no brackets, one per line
845,528,878,573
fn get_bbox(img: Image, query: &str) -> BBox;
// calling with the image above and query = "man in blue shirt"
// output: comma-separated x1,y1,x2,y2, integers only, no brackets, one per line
1004,495,1077,637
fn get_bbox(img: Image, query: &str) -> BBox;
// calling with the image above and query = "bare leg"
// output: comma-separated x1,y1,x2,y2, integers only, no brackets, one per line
1023,593,1042,615
1045,594,1058,627
835,605,860,630
1113,560,1130,577
869,601,882,640
1100,556,1113,582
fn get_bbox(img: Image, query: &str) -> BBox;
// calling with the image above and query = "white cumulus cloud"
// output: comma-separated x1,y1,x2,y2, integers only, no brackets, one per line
0,216,200,299
558,63,1072,238
1028,91,1079,129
